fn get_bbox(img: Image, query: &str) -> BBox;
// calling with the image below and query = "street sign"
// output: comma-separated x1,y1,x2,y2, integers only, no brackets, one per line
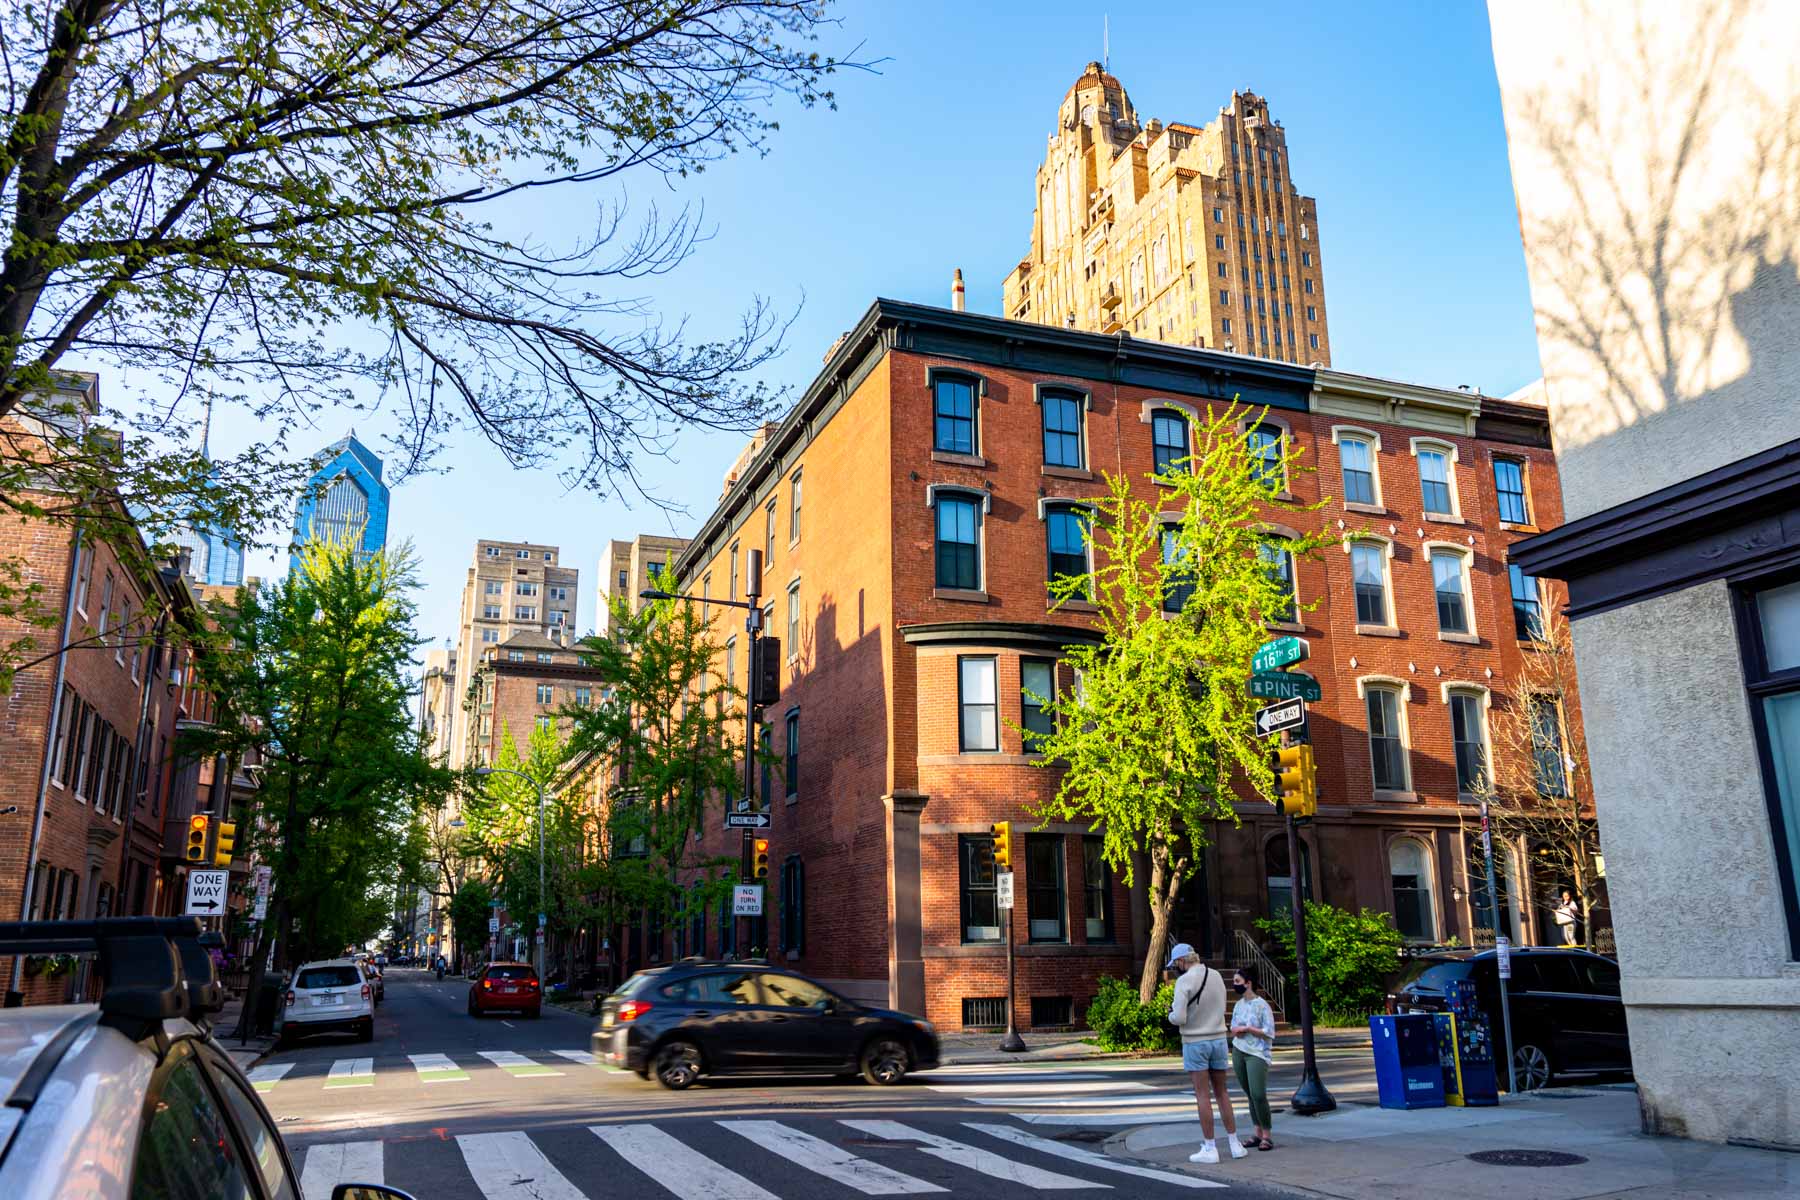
1249,670,1321,702
487,916,500,934
725,811,772,829
995,872,1015,910
184,869,228,915
537,913,547,928
733,884,764,916
1255,698,1307,737
1252,636,1309,674
1495,935,1512,980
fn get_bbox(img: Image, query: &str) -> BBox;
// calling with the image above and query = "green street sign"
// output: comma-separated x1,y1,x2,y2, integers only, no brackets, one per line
1249,670,1321,702
1252,636,1309,674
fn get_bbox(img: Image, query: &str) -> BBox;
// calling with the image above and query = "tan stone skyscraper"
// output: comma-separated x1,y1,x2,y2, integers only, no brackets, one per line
1003,64,1332,365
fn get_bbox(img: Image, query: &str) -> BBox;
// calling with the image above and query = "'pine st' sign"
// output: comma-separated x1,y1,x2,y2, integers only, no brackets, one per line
1249,670,1322,703
1252,636,1309,674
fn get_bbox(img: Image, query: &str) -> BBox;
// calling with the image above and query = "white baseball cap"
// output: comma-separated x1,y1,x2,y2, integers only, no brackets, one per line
1164,942,1196,968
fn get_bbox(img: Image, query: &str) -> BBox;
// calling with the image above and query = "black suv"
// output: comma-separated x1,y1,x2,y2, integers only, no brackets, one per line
593,961,940,1090
1391,947,1630,1089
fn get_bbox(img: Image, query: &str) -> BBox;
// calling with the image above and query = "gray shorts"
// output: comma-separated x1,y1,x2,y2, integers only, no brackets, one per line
1182,1038,1230,1072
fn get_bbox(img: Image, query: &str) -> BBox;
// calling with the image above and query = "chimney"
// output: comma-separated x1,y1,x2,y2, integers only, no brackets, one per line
951,268,966,313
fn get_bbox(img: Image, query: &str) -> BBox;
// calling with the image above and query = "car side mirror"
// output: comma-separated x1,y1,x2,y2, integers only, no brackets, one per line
332,1187,420,1200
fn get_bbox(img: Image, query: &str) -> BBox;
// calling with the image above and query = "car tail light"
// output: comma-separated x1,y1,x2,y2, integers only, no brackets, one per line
524,978,538,990
482,979,492,990
285,991,295,1008
615,999,652,1022
361,984,371,1000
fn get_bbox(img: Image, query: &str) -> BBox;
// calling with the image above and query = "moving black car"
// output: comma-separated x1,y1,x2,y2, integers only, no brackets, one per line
593,961,939,1090
1391,947,1630,1089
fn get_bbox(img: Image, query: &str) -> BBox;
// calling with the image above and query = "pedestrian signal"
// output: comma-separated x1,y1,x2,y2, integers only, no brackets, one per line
185,815,210,863
1276,745,1318,817
990,821,1013,871
213,821,237,867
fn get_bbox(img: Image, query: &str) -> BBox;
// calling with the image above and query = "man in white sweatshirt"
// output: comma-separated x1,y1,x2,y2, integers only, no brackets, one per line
1166,942,1247,1163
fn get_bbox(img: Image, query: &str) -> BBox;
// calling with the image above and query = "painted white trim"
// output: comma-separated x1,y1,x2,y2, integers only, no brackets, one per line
1385,834,1440,943
1357,676,1414,792
1140,397,1201,426
1409,437,1462,519
1438,681,1492,707
1036,497,1097,521
1356,674,1412,701
1423,541,1477,638
1408,436,1460,461
925,483,990,514
1329,424,1383,452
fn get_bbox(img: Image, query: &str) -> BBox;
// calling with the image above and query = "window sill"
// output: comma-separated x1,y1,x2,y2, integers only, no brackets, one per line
933,588,989,604
1053,599,1098,614
1343,502,1387,517
1372,789,1420,804
1265,620,1306,634
788,538,800,551
1355,624,1401,637
1499,521,1539,534
932,451,988,469
1041,465,1094,481
1424,512,1465,526
1437,631,1481,645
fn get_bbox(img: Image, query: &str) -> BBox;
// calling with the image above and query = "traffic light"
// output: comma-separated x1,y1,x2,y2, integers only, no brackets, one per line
753,838,770,880
1276,744,1318,817
752,637,782,707
212,821,237,867
185,815,210,863
990,821,1013,871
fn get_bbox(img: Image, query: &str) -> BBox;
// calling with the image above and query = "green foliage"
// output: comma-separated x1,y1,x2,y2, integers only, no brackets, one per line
1023,401,1330,999
1256,901,1406,1015
449,880,495,964
1085,977,1181,1052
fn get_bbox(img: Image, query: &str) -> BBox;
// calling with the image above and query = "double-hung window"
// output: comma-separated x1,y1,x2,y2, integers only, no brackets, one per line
1260,541,1296,623
1338,436,1376,506
1161,527,1195,613
935,494,981,591
765,501,776,563
1020,658,1055,752
1366,686,1408,791
1509,564,1545,640
780,857,804,953
1026,834,1067,942
1248,424,1285,490
1494,459,1529,524
786,581,800,658
1041,391,1084,468
784,709,799,798
789,470,802,542
1529,697,1569,797
1082,837,1113,941
1352,543,1388,626
1152,410,1190,475
1450,692,1488,795
959,835,1000,942
1431,550,1469,634
1045,506,1089,596
535,684,553,704
1417,446,1454,516
934,375,977,455
959,656,998,752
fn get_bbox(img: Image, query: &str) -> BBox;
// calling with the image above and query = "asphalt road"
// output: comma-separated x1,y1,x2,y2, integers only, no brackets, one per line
259,969,1306,1200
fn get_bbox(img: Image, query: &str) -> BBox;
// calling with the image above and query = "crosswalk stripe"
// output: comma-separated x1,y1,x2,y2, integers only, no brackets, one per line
300,1141,383,1197
965,1090,1196,1108
325,1058,374,1088
409,1052,469,1083
967,1122,1225,1190
593,1123,780,1200
840,1120,1106,1191
552,1049,599,1066
247,1063,294,1093
1013,1111,1199,1127
458,1131,587,1200
718,1120,945,1195
919,1068,1109,1079
925,1080,1151,1096
479,1050,563,1077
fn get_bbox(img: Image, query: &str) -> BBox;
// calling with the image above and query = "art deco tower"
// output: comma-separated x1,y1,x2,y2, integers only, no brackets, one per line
1002,63,1332,365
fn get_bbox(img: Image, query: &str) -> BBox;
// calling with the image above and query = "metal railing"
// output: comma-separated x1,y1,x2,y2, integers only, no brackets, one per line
1233,928,1289,1017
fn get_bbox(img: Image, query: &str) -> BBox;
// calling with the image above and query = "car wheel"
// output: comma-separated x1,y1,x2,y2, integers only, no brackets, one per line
467,998,478,1017
527,1006,541,1019
860,1037,910,1086
357,1018,374,1043
652,1040,703,1090
1512,1042,1553,1091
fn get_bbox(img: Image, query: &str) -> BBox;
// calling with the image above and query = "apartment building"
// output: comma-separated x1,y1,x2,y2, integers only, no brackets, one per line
1003,63,1331,365
597,533,691,636
462,632,608,768
645,298,1578,1031
447,540,579,765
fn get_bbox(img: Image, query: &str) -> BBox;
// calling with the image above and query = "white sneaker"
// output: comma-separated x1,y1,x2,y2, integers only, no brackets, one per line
1189,1142,1219,1164
1228,1135,1248,1159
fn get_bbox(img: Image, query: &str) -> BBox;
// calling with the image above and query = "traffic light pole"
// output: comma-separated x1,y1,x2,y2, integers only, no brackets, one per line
740,549,762,960
1283,728,1335,1116
1479,797,1520,1093
1000,898,1025,1052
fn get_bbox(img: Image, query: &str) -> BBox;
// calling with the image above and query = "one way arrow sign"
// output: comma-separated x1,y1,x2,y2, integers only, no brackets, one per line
185,869,229,916
1255,698,1306,738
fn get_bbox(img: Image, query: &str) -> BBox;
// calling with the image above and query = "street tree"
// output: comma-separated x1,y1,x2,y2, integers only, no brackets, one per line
1025,402,1330,1002
183,536,453,1007
448,879,496,970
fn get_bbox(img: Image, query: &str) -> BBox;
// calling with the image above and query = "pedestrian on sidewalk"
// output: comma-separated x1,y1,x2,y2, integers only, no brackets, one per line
1166,943,1247,1164
1554,889,1580,946
1230,967,1277,1151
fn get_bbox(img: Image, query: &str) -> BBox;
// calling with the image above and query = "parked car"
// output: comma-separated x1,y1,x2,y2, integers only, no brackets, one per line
1390,946,1629,1089
468,961,542,1017
283,958,376,1045
0,916,408,1199
594,961,939,1090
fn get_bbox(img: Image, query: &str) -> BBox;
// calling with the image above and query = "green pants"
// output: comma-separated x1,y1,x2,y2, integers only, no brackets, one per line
1233,1047,1272,1130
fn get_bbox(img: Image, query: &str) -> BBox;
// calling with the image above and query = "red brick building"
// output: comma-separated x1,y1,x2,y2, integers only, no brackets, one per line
653,299,1581,1030
463,630,608,766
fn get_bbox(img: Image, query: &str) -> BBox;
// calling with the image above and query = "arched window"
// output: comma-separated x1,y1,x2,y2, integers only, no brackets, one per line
1266,836,1313,919
1152,409,1191,475
1469,839,1518,944
1248,423,1285,489
1389,839,1436,942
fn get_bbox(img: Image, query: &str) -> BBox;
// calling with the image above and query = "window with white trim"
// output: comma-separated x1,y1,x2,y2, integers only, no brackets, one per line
1416,444,1456,516
1152,409,1190,475
1365,685,1409,791
1431,549,1470,634
1045,505,1089,597
935,493,982,591
1351,542,1388,626
1389,839,1436,941
1449,691,1489,794
958,656,998,752
1338,435,1376,506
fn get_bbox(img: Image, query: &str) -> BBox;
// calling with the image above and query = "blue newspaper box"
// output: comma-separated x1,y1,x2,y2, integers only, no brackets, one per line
1369,1014,1446,1109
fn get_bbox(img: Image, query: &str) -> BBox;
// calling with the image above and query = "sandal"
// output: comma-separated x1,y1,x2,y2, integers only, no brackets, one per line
1256,1138,1273,1151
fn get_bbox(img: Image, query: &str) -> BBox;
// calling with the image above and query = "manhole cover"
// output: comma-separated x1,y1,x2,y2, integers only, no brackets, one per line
1053,1130,1108,1144
1466,1149,1589,1168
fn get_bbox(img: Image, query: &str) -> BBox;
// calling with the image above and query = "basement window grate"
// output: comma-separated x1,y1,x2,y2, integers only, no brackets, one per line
1030,995,1074,1029
962,996,1006,1029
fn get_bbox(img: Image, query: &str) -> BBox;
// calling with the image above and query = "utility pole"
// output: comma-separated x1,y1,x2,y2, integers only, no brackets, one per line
1480,797,1520,1092
742,549,762,959
1283,724,1335,1115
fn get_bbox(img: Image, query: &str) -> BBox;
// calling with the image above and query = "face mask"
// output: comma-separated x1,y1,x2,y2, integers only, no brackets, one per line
1233,983,1247,995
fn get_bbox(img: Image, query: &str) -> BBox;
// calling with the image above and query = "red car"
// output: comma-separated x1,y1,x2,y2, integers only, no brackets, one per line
467,962,542,1018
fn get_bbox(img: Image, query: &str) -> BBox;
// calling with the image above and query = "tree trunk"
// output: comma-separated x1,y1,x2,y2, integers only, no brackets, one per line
1136,843,1186,1004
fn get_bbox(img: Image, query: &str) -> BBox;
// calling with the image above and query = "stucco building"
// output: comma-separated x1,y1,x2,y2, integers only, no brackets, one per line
1003,64,1331,365
1494,0,1800,1146
638,298,1579,1031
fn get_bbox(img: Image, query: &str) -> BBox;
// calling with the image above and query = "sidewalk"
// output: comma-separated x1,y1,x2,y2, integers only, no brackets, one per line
1107,1087,1799,1199
937,1025,1372,1067
209,993,278,1074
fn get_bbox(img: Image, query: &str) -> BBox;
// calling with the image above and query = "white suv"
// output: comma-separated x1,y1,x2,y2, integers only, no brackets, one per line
281,958,375,1045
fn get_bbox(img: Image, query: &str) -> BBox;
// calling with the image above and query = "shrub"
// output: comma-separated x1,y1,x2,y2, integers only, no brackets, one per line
1256,901,1405,1015
1085,976,1181,1052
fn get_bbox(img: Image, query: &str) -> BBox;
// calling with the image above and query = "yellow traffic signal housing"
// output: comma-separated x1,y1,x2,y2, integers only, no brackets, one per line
753,838,770,880
1276,745,1318,817
990,821,1013,871
212,821,237,867
184,815,210,863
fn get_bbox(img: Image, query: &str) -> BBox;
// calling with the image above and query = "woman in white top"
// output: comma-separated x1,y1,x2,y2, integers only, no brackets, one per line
1230,966,1277,1151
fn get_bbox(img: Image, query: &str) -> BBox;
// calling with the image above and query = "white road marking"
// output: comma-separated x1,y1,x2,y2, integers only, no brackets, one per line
501,1020,516,1028
839,1120,1105,1190
1014,1111,1201,1127
300,1141,383,1197
479,1049,563,1077
593,1123,781,1200
408,1052,469,1083
457,1130,588,1200
924,1080,1151,1096
719,1119,945,1195
967,1122,1225,1189
247,1063,294,1093
552,1049,599,1066
965,1090,1198,1107
325,1057,374,1087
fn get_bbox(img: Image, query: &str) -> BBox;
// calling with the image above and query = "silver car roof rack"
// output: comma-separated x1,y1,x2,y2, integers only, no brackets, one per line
0,917,225,1037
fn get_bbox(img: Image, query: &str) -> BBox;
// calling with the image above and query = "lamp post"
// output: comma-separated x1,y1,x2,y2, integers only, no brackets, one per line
475,767,546,979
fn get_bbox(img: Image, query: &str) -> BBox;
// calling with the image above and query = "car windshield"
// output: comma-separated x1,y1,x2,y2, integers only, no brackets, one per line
487,966,535,980
1405,961,1473,993
613,971,662,998
296,966,361,989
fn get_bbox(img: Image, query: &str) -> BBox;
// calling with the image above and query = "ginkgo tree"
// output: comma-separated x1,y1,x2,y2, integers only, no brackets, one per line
1025,402,1331,1002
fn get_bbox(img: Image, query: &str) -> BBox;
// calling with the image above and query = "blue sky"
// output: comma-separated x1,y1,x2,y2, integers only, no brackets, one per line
213,0,1541,655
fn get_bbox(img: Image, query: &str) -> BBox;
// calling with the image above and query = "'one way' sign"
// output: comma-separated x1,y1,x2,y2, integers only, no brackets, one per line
185,869,229,915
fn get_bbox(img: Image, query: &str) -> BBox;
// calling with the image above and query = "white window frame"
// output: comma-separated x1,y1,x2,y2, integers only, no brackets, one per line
1345,535,1397,632
1388,836,1439,942
1329,425,1384,511
926,484,989,595
785,580,800,664
1356,675,1414,795
1409,437,1462,519
1424,541,1478,641
1440,682,1493,798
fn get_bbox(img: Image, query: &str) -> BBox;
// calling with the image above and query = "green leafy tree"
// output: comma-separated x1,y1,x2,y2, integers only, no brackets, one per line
1257,901,1405,1019
1026,402,1331,1002
183,537,453,1007
449,879,495,968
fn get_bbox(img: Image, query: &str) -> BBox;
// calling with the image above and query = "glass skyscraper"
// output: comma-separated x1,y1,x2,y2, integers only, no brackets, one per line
290,433,389,571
